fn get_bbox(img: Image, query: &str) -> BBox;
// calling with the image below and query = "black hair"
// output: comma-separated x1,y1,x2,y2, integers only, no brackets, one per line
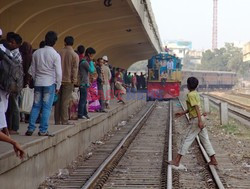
85,47,96,57
45,31,57,47
6,32,15,42
11,33,22,45
64,36,74,46
187,77,199,90
97,58,103,62
77,45,85,54
39,40,46,48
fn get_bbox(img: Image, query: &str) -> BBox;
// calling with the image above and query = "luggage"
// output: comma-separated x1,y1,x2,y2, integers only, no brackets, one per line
20,86,34,113
0,48,23,94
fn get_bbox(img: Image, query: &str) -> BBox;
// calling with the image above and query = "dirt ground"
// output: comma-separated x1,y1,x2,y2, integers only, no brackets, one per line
205,105,250,187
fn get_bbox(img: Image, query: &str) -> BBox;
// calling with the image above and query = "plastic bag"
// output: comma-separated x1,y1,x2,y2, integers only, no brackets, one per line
69,88,79,120
20,86,34,113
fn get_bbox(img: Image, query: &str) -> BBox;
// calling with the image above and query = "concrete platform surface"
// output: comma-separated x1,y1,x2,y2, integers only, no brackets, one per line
0,94,146,189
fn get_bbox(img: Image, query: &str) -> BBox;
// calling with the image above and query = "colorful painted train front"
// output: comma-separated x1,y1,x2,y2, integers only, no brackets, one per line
147,52,182,100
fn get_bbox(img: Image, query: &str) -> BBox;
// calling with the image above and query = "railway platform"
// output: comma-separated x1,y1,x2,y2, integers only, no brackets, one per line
0,94,146,189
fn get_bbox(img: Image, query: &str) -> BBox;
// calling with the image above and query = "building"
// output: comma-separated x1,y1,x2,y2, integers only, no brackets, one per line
188,50,203,65
165,40,192,59
243,42,250,62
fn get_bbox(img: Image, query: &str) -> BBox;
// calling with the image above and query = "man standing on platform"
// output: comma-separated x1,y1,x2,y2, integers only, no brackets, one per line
55,36,79,125
6,33,23,135
102,55,112,109
26,31,62,136
96,58,106,112
78,47,96,120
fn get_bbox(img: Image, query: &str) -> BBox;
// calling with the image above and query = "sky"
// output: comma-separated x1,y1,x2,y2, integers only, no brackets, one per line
150,0,250,50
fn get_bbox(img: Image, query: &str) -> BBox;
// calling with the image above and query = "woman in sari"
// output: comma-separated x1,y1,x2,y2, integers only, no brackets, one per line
88,72,101,112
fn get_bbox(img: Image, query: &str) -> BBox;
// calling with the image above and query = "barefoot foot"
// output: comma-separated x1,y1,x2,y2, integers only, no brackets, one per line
208,161,218,166
167,160,180,167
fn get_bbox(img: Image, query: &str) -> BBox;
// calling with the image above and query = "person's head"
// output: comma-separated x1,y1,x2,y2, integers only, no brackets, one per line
97,58,104,66
39,40,46,48
77,45,85,55
102,55,108,64
6,32,15,42
8,33,22,50
85,47,96,60
45,31,57,47
187,77,199,91
128,72,131,75
141,72,143,75
64,36,74,46
90,72,98,82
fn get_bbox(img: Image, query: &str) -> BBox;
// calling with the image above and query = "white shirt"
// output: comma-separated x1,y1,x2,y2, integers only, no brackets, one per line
167,60,173,70
0,44,6,52
29,46,62,90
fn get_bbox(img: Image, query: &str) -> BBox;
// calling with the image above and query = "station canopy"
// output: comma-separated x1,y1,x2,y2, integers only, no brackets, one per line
0,0,161,68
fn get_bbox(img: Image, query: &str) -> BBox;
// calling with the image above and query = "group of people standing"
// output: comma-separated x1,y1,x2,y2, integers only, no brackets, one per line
125,72,146,91
0,29,128,140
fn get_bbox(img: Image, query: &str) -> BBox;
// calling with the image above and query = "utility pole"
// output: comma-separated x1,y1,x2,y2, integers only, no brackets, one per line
212,0,218,50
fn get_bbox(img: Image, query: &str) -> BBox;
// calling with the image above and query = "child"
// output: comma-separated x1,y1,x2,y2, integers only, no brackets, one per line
169,77,218,166
114,79,127,104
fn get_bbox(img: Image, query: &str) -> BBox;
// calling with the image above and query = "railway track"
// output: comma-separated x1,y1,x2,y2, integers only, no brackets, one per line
50,100,228,189
207,93,250,112
202,94,250,125
231,91,250,99
82,100,226,189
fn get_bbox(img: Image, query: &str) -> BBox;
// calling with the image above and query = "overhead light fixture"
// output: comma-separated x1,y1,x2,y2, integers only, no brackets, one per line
104,0,112,7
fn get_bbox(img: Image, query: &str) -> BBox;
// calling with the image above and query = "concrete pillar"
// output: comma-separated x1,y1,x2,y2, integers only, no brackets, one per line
203,97,210,113
220,102,228,125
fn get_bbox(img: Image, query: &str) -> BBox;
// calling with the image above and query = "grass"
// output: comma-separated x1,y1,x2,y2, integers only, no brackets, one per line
221,123,240,135
207,103,250,139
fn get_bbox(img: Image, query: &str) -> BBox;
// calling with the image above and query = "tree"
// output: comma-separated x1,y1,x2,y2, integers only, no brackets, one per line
198,43,246,76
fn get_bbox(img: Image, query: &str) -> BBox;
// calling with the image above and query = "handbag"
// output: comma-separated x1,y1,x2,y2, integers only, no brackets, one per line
20,86,34,114
69,88,80,120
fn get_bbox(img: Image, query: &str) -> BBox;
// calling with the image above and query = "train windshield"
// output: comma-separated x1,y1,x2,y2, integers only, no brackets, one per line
148,53,182,83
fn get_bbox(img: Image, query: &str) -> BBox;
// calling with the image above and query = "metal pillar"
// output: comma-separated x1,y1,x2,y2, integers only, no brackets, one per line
212,0,218,50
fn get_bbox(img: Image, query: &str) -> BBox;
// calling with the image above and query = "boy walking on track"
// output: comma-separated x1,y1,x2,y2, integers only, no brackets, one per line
169,77,218,167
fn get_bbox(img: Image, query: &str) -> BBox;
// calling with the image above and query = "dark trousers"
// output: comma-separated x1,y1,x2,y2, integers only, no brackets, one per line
97,84,105,110
78,86,88,117
6,94,20,131
54,84,73,124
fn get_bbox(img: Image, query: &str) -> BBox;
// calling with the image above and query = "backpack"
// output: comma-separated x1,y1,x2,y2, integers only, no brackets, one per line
0,48,23,94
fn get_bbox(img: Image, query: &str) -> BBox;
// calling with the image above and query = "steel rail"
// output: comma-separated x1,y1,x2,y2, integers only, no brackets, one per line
178,98,225,189
81,101,156,189
202,94,250,122
167,100,173,189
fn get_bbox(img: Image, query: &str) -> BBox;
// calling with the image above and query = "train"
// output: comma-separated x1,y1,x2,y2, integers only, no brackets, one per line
147,52,182,100
181,70,237,90
146,52,237,100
